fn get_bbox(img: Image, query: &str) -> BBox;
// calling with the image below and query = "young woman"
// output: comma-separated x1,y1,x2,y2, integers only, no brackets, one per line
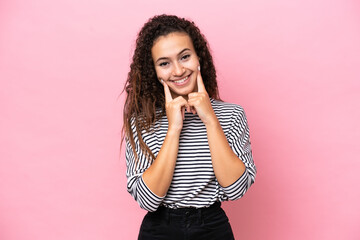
123,14,256,240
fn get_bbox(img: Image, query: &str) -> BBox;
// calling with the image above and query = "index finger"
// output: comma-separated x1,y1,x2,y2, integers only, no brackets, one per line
197,67,206,93
163,80,173,102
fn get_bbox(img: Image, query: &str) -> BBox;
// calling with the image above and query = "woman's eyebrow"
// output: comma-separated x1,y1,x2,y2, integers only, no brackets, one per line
155,48,191,63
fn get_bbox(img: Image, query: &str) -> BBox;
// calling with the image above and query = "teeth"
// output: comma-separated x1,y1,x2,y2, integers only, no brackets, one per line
173,76,188,83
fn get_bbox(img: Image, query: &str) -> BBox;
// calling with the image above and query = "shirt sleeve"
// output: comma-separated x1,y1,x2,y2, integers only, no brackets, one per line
125,123,164,212
220,106,257,200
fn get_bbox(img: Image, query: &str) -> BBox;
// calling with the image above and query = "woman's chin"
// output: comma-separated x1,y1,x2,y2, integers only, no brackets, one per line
171,89,193,99
169,83,196,98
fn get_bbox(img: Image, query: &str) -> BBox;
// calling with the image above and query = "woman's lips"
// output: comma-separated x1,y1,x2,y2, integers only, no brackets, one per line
170,74,191,86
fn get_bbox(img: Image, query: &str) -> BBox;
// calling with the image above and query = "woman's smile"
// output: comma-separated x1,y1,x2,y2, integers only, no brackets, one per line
169,73,192,86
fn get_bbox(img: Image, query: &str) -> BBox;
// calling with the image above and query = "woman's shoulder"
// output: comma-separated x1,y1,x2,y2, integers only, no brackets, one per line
210,98,245,115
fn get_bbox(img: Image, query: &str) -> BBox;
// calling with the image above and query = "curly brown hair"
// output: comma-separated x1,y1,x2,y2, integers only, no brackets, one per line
122,14,220,162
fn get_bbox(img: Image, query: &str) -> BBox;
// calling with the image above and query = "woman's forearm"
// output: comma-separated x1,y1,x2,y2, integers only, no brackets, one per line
205,118,246,187
142,129,180,197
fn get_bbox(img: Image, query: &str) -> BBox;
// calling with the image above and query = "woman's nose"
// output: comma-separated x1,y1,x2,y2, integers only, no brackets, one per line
172,62,185,76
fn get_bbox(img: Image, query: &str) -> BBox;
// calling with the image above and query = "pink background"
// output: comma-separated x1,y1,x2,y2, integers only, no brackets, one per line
1,0,359,239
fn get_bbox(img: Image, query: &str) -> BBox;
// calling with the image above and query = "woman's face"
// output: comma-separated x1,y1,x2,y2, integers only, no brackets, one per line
151,32,200,99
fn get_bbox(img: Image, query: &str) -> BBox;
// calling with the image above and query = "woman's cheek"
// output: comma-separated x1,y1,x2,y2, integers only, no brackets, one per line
184,59,199,70
156,68,169,81
163,69,173,81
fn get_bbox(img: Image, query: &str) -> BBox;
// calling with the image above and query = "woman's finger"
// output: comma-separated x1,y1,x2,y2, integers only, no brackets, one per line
191,107,197,115
162,80,173,102
186,104,191,113
196,66,206,93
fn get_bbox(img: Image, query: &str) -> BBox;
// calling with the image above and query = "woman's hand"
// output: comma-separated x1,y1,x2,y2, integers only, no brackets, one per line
163,80,188,132
187,68,217,126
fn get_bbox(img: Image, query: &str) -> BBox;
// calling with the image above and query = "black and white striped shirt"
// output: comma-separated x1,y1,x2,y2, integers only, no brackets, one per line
126,99,256,212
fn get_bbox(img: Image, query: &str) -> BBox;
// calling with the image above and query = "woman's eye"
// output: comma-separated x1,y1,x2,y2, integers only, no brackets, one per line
181,54,190,60
159,62,169,67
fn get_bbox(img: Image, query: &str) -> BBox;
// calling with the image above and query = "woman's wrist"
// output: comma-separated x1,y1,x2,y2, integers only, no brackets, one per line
167,127,182,137
204,113,220,128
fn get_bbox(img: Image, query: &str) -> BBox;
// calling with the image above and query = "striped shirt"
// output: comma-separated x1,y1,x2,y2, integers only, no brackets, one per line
126,99,256,212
